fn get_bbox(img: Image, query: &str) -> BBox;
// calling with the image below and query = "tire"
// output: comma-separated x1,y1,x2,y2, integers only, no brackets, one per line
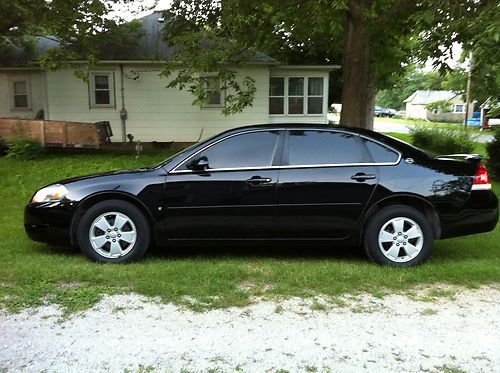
363,205,433,267
77,200,150,263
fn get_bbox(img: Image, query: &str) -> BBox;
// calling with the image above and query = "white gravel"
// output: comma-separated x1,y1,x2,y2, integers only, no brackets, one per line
1,286,499,372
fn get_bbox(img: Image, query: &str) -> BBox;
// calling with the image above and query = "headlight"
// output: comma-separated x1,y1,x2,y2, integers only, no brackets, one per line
32,184,68,203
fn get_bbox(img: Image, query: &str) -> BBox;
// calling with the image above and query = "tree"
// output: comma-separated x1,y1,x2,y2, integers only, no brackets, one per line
162,0,498,129
0,0,144,76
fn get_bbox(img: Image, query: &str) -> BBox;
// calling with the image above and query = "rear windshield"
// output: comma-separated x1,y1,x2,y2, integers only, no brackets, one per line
366,132,431,160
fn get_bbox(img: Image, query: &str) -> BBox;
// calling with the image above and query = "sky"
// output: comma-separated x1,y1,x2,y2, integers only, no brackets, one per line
115,0,173,20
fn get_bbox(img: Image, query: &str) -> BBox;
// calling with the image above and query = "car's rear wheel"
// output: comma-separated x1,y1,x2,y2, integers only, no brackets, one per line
77,200,150,263
363,205,433,267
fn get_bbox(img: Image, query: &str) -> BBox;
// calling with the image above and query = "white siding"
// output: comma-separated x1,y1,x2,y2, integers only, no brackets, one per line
123,65,270,142
45,68,120,127
45,65,270,142
405,103,427,119
0,70,46,119
1,64,331,143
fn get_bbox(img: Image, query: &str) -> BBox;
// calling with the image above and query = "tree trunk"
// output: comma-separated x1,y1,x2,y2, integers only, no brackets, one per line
339,0,375,130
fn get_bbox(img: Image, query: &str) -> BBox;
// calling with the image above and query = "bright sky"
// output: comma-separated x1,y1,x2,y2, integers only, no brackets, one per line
111,0,173,21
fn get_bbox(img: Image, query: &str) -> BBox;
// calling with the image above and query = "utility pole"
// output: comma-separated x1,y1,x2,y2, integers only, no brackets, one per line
464,52,473,130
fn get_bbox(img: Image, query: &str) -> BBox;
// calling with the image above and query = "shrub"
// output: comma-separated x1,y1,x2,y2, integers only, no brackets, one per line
486,128,500,179
410,126,475,155
6,138,45,160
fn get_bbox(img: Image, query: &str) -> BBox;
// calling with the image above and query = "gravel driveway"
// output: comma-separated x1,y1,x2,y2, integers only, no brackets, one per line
1,286,499,372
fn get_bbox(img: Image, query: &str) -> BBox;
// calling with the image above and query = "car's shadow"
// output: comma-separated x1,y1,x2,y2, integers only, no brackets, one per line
37,242,367,262
146,242,367,262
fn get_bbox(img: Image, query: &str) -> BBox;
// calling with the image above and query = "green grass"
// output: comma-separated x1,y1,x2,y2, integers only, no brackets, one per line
376,117,473,128
0,148,499,314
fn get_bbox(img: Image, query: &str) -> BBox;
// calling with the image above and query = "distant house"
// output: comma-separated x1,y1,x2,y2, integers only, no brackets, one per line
0,12,336,143
480,97,500,130
404,90,473,122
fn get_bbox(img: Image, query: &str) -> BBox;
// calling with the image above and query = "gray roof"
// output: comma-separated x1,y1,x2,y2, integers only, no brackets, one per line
0,11,278,66
404,90,459,105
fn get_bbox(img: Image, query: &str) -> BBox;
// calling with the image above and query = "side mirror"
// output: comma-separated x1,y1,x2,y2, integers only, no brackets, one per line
187,156,209,171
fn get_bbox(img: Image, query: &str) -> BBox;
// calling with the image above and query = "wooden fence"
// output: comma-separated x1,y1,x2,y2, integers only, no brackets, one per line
0,119,112,148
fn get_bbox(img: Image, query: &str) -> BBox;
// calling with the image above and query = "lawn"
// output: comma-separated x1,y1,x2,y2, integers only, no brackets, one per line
0,148,499,314
386,132,488,156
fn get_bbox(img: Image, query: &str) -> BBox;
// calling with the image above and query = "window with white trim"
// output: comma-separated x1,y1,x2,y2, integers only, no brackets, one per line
11,79,31,110
307,77,324,114
453,104,465,113
204,77,224,108
269,76,324,115
90,72,114,107
288,77,304,114
269,77,285,114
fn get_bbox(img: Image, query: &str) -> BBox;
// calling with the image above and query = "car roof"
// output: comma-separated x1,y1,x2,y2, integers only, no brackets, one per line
225,123,429,159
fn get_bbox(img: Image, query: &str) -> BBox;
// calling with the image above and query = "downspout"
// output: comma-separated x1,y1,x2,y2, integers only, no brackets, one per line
119,64,127,142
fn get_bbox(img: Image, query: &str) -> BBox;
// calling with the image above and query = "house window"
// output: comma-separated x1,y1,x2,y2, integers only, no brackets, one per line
269,76,324,116
453,104,465,113
288,77,304,114
307,77,324,114
269,77,285,114
90,72,114,108
204,77,224,107
11,79,31,110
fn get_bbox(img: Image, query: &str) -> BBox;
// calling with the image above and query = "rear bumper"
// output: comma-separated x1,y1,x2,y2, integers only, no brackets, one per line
439,190,499,239
24,202,75,246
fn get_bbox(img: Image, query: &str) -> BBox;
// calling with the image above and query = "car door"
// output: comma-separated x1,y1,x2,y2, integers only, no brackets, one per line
164,129,283,239
277,129,380,239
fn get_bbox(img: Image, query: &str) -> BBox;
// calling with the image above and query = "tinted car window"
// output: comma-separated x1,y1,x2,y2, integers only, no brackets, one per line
180,130,280,170
287,130,359,165
362,138,399,163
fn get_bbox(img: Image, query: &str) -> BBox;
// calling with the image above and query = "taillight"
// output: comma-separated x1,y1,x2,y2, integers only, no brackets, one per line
472,162,491,191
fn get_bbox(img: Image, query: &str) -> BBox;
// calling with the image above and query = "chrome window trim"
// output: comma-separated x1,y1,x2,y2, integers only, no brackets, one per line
169,127,402,175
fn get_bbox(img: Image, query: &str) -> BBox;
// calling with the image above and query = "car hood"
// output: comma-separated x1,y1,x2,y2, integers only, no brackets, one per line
54,168,153,186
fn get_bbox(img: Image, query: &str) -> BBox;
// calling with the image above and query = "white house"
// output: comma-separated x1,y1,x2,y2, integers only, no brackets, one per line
404,90,473,122
0,12,336,143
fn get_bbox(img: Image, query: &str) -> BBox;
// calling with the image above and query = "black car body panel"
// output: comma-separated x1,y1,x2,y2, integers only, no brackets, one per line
25,124,498,249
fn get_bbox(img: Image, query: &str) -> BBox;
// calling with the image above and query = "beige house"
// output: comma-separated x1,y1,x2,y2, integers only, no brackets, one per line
404,90,473,122
0,12,335,143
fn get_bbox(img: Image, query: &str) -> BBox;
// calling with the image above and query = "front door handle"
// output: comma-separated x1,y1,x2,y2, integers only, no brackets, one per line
351,172,376,181
245,176,273,186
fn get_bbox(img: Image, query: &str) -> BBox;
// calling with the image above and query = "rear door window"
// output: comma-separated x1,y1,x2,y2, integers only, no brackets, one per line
286,130,360,165
361,138,399,163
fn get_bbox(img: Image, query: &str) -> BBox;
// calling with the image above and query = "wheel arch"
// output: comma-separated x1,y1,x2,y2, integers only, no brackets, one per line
358,194,441,243
70,191,156,247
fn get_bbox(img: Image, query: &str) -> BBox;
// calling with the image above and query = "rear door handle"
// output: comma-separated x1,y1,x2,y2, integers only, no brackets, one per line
245,176,273,186
351,173,376,181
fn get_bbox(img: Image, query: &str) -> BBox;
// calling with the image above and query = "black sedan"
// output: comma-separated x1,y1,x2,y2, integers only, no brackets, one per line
25,124,498,266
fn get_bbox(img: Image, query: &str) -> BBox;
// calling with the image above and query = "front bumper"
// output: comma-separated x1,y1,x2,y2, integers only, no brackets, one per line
439,190,499,239
24,202,76,246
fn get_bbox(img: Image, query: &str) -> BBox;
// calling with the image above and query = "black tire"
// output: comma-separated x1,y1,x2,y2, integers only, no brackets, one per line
363,205,433,267
77,200,150,263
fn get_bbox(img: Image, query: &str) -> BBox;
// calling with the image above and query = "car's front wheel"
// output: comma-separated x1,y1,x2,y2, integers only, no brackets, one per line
77,200,150,263
363,205,433,267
